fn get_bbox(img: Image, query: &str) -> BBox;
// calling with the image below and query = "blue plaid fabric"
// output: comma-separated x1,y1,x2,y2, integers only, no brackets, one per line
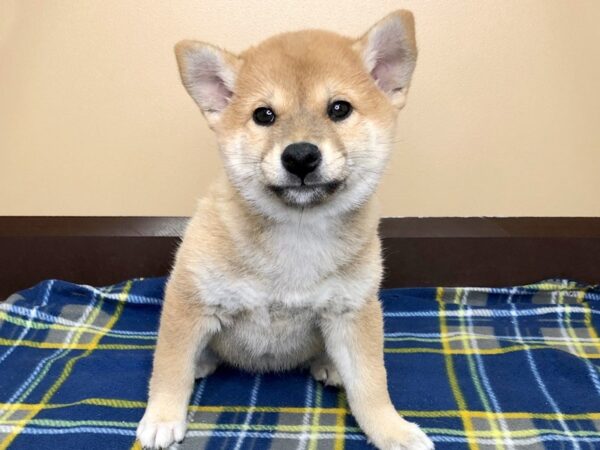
1,278,599,449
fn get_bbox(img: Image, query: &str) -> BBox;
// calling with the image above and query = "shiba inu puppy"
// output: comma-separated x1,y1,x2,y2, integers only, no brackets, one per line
137,10,433,450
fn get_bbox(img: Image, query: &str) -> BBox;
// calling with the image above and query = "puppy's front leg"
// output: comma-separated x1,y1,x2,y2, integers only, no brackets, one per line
321,297,433,450
137,279,218,449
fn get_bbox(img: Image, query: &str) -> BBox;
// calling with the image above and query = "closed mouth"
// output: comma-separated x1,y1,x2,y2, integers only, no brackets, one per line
267,180,343,207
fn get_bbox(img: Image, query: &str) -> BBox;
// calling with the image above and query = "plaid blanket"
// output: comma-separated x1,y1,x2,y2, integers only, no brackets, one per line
0,278,599,450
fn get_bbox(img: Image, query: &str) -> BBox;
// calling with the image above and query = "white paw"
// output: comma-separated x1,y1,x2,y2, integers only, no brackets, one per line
386,421,434,450
310,361,343,387
136,415,187,449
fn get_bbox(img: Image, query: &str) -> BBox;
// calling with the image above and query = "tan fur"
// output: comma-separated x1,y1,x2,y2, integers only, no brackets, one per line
137,10,433,450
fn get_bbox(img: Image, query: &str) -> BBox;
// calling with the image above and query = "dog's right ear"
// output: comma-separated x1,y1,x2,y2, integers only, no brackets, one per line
175,41,241,125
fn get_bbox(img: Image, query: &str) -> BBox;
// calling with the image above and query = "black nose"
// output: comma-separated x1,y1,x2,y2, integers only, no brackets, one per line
281,142,321,180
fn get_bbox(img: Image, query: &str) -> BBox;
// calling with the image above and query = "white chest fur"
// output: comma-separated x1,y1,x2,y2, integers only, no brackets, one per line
190,217,377,317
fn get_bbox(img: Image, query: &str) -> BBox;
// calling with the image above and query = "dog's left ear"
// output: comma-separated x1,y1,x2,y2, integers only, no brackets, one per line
354,10,417,109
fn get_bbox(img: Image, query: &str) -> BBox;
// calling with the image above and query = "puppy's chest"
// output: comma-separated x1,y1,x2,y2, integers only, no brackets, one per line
196,225,355,313
261,226,344,279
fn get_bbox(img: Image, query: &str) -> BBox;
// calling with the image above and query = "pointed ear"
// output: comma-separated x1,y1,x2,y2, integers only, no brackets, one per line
353,10,417,109
175,40,241,123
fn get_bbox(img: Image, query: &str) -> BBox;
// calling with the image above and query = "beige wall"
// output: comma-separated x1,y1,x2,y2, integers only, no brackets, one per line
1,0,599,217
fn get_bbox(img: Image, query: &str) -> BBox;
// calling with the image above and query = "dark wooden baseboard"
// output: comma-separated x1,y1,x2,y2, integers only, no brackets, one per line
1,217,599,298
380,218,600,288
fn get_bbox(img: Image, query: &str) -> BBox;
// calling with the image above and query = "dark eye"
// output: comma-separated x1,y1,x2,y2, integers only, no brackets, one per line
327,100,352,121
253,107,276,126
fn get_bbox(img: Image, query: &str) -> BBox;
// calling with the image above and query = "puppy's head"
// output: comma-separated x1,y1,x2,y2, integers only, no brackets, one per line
176,11,417,218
